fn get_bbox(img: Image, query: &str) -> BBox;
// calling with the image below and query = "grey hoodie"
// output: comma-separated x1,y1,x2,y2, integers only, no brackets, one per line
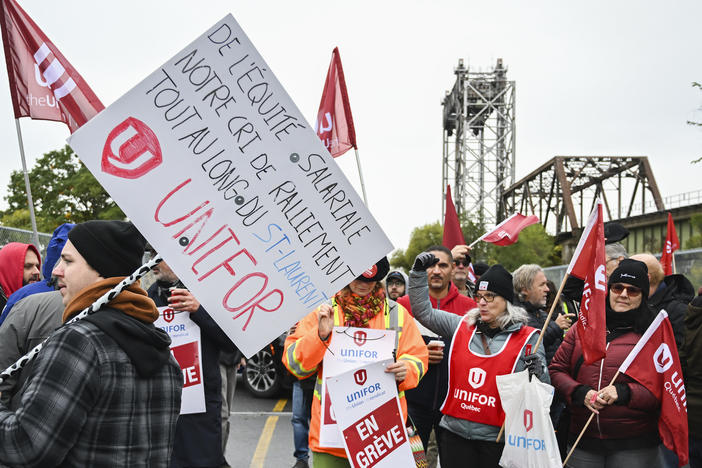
408,269,549,442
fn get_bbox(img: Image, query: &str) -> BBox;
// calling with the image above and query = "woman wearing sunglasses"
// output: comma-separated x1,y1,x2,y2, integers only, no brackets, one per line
408,252,549,468
550,259,659,467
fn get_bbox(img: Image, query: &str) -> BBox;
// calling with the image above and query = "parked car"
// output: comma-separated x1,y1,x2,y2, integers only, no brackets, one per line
242,333,289,398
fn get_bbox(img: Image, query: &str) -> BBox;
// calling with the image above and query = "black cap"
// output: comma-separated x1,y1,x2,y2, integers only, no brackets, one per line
356,256,390,283
69,220,146,278
476,264,514,303
386,271,405,283
473,262,489,276
608,258,649,298
604,223,629,244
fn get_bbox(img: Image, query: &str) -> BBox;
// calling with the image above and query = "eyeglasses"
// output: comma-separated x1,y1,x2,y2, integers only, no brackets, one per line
610,283,642,297
475,292,497,303
454,258,470,267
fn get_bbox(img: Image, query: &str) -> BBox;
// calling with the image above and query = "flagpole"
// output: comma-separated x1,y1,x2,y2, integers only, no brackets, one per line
562,371,621,466
672,253,677,275
354,148,368,206
496,273,569,442
13,118,41,248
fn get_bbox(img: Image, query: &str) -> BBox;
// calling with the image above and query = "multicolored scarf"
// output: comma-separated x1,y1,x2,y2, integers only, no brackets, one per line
335,283,386,328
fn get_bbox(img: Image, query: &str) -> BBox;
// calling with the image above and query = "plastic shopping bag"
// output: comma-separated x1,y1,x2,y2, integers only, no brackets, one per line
496,371,561,468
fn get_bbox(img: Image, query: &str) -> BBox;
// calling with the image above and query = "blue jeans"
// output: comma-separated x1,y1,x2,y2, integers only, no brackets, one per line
292,381,313,461
566,444,660,468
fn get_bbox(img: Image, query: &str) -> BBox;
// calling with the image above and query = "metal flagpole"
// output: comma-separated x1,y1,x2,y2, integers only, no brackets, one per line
354,148,368,206
14,118,41,248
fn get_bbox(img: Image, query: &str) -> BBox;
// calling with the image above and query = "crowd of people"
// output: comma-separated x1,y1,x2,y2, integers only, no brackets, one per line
0,219,700,468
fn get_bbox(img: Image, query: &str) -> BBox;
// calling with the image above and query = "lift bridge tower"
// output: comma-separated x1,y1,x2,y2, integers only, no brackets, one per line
441,58,515,225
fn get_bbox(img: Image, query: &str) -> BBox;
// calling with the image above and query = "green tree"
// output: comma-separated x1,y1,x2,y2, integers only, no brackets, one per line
390,222,443,271
685,214,702,249
1,145,124,232
489,224,560,271
391,219,560,272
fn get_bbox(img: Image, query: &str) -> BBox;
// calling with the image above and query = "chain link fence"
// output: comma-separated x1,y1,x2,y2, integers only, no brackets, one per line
0,226,53,256
544,247,702,291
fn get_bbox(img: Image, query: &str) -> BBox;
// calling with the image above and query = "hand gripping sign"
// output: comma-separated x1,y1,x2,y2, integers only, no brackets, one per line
496,371,561,468
67,15,393,358
154,306,206,414
320,327,395,448
326,360,415,468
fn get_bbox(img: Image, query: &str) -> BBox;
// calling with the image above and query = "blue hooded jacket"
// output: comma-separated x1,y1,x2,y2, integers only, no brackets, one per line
0,223,74,325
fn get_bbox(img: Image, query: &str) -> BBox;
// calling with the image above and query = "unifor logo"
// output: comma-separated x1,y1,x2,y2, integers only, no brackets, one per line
353,330,367,346
33,43,76,100
362,264,377,279
468,367,486,389
654,343,673,373
163,307,175,323
354,369,367,386
523,409,533,432
102,117,162,179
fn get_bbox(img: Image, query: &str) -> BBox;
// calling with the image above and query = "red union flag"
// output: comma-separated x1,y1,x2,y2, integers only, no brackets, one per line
567,200,606,364
619,311,689,466
315,47,357,158
478,213,539,246
442,185,465,249
660,213,680,276
0,0,103,132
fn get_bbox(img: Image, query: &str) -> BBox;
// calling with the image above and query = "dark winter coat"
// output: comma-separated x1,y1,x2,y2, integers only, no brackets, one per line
149,281,236,468
648,274,695,349
682,298,702,439
549,322,660,450
517,300,563,364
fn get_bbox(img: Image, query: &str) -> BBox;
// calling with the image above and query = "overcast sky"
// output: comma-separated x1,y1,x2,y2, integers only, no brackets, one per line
0,0,700,252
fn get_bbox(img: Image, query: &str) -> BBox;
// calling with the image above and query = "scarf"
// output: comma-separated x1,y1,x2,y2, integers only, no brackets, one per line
63,277,158,323
335,284,386,328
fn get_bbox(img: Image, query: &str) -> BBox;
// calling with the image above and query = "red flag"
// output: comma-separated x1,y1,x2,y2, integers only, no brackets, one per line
478,213,539,246
315,47,356,158
660,213,680,276
442,185,465,249
567,200,607,364
0,0,103,132
619,311,689,466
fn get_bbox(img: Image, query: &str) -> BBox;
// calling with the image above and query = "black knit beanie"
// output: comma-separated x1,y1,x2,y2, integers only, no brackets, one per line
356,256,390,283
68,220,146,278
608,258,650,299
476,264,514,303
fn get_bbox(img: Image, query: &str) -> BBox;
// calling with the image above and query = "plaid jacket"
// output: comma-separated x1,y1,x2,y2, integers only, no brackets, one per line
0,313,182,467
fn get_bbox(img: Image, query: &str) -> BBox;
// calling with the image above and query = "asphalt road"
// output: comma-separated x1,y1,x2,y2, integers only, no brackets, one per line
225,375,296,468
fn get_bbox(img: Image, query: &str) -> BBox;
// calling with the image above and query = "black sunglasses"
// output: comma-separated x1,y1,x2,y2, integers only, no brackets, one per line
454,258,470,267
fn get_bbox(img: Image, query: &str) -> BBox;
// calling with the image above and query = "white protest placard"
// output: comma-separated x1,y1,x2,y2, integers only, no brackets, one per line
326,360,415,468
67,15,393,357
154,306,206,414
319,326,395,448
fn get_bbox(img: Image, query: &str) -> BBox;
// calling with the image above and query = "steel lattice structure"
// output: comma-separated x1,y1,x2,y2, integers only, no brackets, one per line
502,156,664,237
441,58,515,224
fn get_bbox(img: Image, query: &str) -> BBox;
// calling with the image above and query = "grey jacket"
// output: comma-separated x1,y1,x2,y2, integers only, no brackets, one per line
0,291,63,409
408,270,549,442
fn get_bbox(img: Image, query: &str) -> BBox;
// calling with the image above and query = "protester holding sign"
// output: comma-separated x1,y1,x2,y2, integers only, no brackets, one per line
283,257,428,467
408,253,548,468
147,253,237,468
0,220,182,467
549,259,660,467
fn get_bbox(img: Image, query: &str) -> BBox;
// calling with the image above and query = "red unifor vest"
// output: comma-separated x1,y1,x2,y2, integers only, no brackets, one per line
441,316,537,426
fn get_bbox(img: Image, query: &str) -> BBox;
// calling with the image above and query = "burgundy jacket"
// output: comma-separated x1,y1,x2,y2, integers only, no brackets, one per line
549,327,659,440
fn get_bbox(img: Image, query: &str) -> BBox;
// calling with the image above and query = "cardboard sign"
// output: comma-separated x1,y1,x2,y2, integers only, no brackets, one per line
154,306,206,414
326,360,415,468
67,15,393,357
320,326,395,448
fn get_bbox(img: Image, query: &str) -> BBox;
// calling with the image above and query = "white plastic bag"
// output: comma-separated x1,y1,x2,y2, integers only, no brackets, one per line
496,370,561,468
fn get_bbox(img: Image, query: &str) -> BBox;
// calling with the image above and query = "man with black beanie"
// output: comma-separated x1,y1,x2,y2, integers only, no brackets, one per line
0,220,183,467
